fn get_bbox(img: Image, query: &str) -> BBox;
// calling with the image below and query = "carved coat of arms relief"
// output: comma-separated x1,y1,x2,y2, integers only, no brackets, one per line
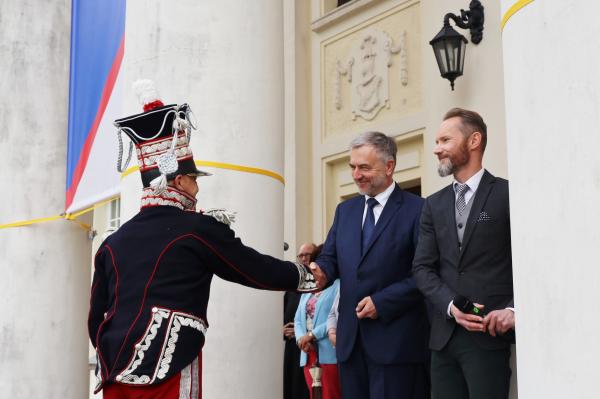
335,29,407,121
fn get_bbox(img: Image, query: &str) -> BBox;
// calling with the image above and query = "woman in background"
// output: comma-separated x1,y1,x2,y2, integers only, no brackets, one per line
283,243,316,399
295,268,341,399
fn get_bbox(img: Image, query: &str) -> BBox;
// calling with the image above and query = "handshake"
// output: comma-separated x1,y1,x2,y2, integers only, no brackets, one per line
308,262,328,290
295,262,328,292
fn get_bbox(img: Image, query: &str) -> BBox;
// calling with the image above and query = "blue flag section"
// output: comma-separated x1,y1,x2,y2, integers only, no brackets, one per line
66,0,126,212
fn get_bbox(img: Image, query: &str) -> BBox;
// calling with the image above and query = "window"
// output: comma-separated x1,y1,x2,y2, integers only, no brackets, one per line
108,198,121,230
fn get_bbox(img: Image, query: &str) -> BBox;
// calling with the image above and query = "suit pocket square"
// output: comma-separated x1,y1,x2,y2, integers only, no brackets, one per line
476,211,492,222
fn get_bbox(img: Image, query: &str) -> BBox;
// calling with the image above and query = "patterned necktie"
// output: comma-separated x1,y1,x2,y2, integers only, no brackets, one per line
362,197,379,254
455,183,469,215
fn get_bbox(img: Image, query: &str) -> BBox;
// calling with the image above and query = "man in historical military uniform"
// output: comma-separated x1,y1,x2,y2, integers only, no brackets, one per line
88,81,316,398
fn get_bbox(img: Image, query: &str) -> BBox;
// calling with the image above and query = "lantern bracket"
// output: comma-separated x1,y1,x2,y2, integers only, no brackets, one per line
443,0,484,44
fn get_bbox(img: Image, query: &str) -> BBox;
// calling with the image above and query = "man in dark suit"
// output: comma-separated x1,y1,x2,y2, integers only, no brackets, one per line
412,108,515,399
310,132,430,399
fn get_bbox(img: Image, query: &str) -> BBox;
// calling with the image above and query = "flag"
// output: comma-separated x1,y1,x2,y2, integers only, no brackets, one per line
66,0,126,212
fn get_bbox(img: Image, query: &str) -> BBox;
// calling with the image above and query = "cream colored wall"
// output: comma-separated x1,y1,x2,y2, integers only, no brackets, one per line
421,0,508,194
307,0,508,243
310,0,428,239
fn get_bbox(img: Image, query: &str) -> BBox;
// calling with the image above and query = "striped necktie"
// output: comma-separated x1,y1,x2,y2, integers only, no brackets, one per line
362,197,379,254
455,183,469,215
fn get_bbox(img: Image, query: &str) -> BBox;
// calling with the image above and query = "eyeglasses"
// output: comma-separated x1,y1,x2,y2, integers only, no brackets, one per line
296,253,312,260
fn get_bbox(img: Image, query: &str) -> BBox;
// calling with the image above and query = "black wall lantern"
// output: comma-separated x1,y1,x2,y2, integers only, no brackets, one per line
430,0,485,90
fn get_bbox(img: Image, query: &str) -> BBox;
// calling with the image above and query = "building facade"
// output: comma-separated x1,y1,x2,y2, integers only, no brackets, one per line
3,0,599,398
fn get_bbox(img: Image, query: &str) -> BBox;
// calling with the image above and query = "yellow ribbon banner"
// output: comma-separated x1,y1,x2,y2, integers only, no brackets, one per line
2,1,535,232
0,196,118,231
501,0,534,31
122,160,285,185
2,160,283,230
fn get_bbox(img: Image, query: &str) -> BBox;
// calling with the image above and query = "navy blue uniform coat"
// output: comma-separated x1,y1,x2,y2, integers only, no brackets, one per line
89,206,304,392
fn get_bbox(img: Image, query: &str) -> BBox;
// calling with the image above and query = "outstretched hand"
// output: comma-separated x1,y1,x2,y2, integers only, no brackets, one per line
309,262,328,290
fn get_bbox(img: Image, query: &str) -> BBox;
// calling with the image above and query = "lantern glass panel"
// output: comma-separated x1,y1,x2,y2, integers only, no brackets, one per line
445,37,465,73
433,41,449,74
459,40,466,74
446,40,458,72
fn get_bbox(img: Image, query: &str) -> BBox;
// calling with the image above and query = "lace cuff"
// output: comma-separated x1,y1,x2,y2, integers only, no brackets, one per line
295,263,318,292
203,208,236,226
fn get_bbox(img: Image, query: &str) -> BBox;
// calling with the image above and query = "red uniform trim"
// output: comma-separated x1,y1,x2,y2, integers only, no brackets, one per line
112,235,201,377
103,353,202,398
88,250,104,378
120,306,167,379
94,245,121,380
138,155,194,172
88,259,100,324
137,131,186,148
134,129,186,146
160,307,208,326
108,231,284,381
189,234,276,290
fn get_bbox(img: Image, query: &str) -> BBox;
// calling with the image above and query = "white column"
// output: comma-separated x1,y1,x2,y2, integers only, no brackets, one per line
501,1,600,398
120,1,286,397
0,1,90,398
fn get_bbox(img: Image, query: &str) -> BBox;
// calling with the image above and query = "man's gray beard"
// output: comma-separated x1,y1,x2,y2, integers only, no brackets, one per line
437,160,454,177
356,174,388,196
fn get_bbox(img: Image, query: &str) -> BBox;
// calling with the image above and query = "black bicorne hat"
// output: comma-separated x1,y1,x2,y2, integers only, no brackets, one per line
114,80,210,191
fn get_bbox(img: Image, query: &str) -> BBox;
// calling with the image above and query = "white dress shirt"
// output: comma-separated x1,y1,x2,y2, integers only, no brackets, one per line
361,180,396,226
453,167,484,205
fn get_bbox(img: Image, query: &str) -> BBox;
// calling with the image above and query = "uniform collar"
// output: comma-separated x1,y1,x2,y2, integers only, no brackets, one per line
140,186,197,211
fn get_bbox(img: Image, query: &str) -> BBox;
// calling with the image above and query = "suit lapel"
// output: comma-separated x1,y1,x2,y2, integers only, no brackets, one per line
348,197,364,267
360,184,403,263
459,170,495,261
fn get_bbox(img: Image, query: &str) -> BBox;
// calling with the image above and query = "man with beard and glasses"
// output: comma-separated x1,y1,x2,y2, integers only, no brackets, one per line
412,108,515,399
309,131,430,399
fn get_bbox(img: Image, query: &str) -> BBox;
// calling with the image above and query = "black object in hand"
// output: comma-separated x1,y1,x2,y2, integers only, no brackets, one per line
454,295,485,317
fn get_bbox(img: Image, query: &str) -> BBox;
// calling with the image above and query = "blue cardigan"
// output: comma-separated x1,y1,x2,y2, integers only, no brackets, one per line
294,279,340,366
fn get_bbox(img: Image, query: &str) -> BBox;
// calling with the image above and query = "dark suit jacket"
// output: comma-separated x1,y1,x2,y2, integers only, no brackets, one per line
412,170,513,351
89,206,304,392
316,184,430,365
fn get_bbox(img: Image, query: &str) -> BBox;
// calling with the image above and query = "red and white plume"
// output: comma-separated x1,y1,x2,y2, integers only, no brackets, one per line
132,79,164,112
